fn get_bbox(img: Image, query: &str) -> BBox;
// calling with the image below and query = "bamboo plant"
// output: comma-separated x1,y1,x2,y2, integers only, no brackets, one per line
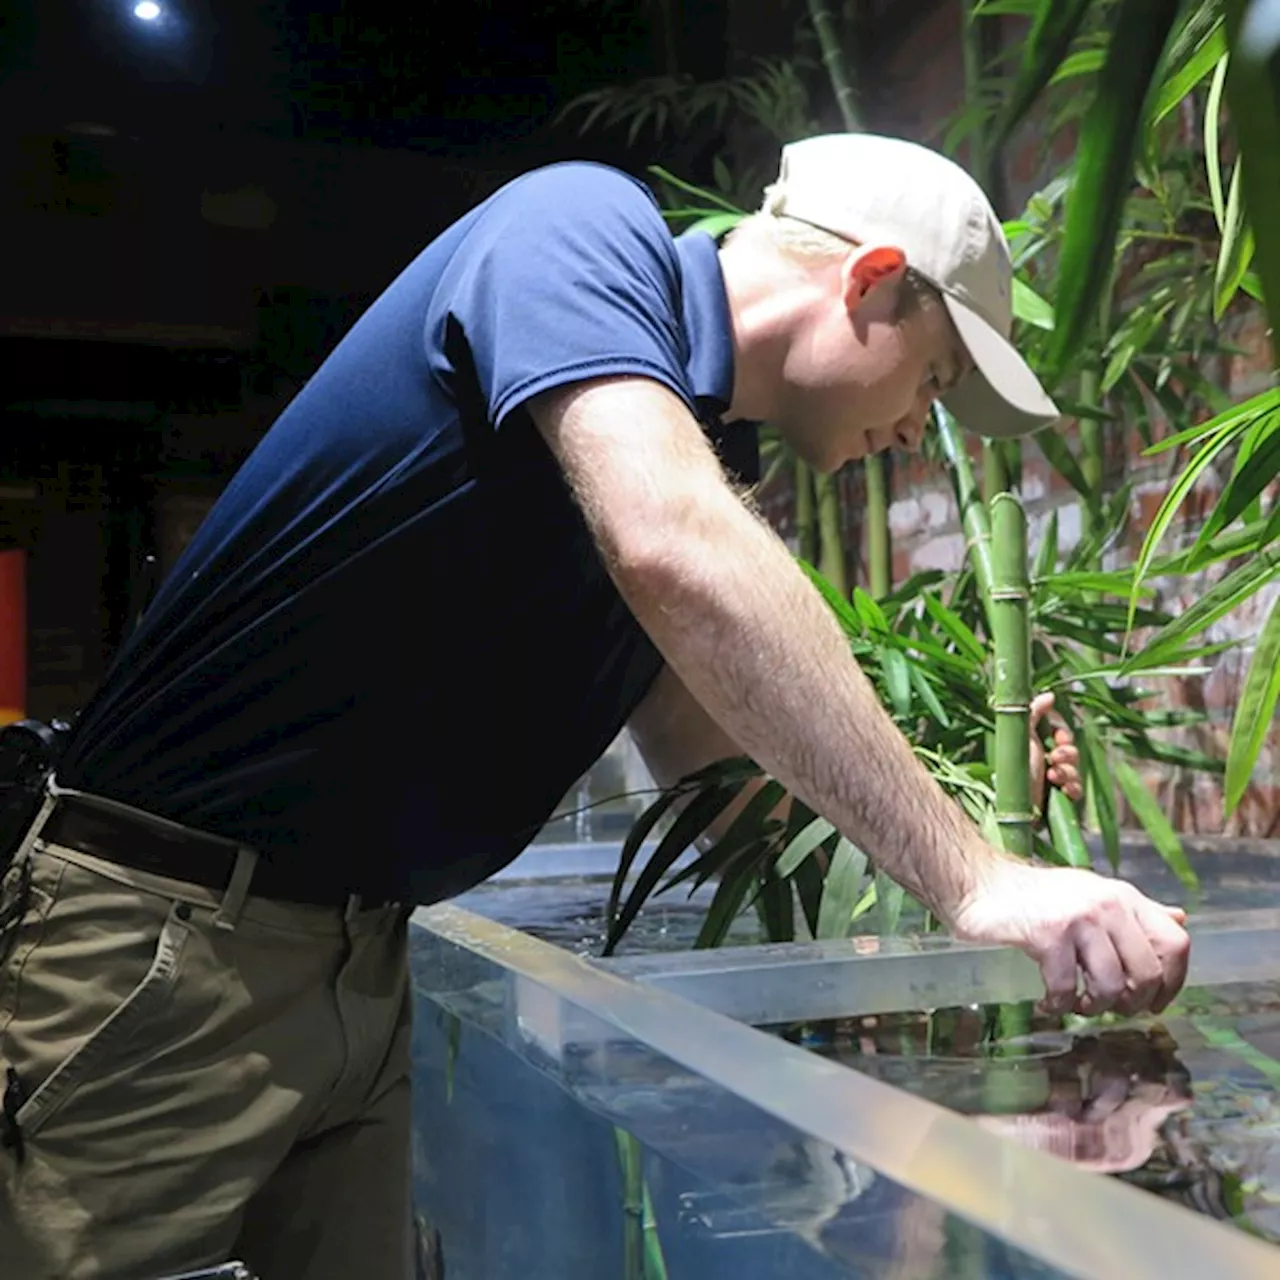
962,0,1280,804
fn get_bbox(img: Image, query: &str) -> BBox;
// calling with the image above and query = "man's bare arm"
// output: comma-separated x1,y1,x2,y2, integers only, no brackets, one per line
628,664,779,846
531,375,1005,927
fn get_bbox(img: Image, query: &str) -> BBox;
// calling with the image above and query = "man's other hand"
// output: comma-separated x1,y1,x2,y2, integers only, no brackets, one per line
1030,691,1083,808
949,860,1190,1018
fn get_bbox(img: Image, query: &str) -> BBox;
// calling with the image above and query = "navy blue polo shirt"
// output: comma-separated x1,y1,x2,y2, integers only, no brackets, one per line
58,162,757,904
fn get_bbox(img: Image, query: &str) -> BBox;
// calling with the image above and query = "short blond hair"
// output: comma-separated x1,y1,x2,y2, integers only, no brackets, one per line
725,208,940,321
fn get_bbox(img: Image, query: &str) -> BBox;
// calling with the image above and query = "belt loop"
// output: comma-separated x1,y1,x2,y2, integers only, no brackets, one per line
213,846,259,932
344,893,363,924
14,781,59,864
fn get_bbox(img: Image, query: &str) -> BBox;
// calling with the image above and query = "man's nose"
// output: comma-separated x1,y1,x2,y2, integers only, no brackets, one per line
894,406,928,453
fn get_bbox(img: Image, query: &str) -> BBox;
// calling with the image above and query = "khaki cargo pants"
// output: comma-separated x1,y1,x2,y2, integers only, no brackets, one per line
0,832,415,1280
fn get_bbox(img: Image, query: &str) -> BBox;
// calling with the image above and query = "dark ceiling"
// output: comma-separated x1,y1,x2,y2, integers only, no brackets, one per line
0,0,712,153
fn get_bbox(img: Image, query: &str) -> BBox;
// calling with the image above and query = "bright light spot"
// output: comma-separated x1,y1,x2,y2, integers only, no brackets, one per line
134,1,161,19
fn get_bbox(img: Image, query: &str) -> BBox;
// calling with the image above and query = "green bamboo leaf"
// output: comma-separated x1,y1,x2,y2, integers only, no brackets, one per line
993,0,1096,147
1041,616,1126,655
1152,17,1227,124
875,867,907,935
1048,47,1108,85
791,845,828,939
1046,569,1150,596
754,870,795,943
688,212,747,239
607,789,684,934
853,586,890,634
1047,787,1092,867
1053,400,1118,424
646,165,746,213
1138,549,1280,667
1187,412,1280,560
799,559,864,639
694,856,760,949
659,779,788,896
1214,157,1257,320
1225,595,1280,813
1080,726,1121,871
909,663,952,727
816,838,870,940
1129,412,1267,630
1122,737,1226,774
1224,0,1280,320
1034,509,1060,582
605,783,743,954
1141,386,1280,457
922,593,987,663
1012,276,1056,330
1114,758,1198,891
1206,52,1230,229
882,646,913,718
1034,428,1099,511
974,0,1042,14
1046,0,1183,378
776,814,837,878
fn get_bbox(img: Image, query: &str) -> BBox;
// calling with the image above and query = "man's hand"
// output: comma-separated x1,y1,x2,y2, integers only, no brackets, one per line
1029,692,1083,809
949,859,1190,1017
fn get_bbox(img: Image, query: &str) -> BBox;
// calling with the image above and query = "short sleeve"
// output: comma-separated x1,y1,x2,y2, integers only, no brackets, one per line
426,164,696,429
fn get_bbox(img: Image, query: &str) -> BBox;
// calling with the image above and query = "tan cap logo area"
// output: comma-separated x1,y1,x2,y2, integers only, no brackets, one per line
764,133,1060,440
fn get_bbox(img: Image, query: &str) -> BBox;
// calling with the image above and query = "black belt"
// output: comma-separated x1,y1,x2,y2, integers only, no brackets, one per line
40,796,399,910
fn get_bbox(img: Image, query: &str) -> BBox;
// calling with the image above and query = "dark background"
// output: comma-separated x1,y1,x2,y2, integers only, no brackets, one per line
0,0,948,715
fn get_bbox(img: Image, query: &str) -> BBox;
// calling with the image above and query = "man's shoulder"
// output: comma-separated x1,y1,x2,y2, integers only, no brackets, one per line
487,161,669,241
508,159,660,204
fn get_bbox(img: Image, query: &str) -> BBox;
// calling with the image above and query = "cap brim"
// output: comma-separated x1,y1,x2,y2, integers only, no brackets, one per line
939,295,1060,439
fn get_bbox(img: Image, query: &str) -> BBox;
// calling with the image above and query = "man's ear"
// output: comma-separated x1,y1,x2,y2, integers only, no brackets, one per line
842,245,908,313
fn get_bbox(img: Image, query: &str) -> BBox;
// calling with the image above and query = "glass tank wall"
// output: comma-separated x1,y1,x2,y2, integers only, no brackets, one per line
409,903,1280,1280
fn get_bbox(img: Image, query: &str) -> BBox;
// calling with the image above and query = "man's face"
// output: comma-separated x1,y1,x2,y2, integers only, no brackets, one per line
774,247,972,474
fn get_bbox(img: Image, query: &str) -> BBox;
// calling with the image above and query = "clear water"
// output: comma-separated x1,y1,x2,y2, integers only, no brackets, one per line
784,981,1280,1246
408,942,1072,1280
452,875,767,955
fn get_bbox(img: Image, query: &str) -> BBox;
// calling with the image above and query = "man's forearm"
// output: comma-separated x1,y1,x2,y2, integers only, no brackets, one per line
533,377,1003,926
616,486,1000,923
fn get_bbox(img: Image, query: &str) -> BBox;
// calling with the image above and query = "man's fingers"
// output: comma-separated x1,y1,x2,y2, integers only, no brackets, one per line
1074,926,1126,1014
1139,905,1191,1013
1036,939,1080,1014
1030,692,1055,725
1103,912,1164,1015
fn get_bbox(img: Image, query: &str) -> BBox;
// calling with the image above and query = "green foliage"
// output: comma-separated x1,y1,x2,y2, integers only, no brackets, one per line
566,1,1280,953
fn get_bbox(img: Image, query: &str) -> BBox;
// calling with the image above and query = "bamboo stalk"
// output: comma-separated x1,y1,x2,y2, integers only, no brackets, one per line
815,471,849,597
805,0,862,130
615,1128,644,1280
795,456,818,565
805,0,894,597
615,1128,668,1280
982,439,1009,505
990,493,1034,856
862,460,891,597
936,406,995,626
1077,366,1104,834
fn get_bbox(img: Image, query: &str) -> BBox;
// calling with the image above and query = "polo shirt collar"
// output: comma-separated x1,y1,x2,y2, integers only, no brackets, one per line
675,230,736,418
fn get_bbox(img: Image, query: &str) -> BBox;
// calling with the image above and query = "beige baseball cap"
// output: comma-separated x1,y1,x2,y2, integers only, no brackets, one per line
763,133,1060,439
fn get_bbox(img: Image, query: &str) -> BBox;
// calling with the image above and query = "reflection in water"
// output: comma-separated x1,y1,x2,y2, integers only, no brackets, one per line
793,982,1280,1246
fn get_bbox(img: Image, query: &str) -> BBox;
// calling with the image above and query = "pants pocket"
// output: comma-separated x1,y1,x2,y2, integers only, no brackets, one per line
7,893,192,1143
